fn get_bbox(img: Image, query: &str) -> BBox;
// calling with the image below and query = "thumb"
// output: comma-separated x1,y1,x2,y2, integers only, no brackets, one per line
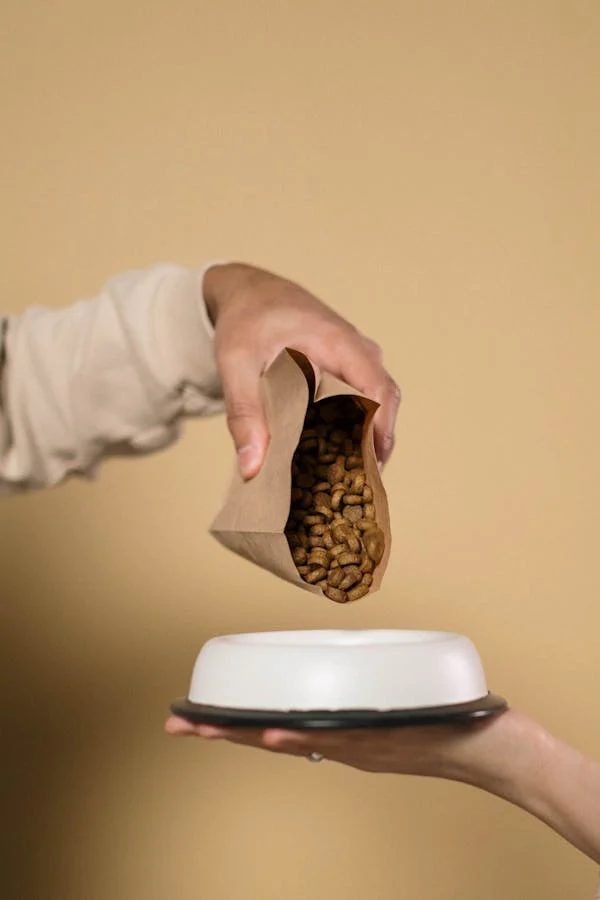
220,354,270,479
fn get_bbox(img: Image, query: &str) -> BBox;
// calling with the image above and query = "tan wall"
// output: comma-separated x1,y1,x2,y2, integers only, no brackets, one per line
1,1,599,897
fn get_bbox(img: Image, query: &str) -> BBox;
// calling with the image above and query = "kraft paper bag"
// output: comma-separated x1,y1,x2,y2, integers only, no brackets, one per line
210,349,391,600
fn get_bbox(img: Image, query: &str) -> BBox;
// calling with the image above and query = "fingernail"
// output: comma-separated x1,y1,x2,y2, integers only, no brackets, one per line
238,443,261,478
377,459,384,473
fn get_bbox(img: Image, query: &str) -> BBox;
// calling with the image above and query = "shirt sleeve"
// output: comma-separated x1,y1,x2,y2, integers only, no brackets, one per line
0,262,225,495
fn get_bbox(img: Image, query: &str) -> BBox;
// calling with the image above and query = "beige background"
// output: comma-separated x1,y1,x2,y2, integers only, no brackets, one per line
1,1,599,897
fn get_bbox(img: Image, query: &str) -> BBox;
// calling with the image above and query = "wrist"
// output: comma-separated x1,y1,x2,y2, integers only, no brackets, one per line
443,710,556,809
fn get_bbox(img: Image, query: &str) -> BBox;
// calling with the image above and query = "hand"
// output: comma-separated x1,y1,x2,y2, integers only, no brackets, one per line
165,709,535,782
165,710,554,819
202,263,401,479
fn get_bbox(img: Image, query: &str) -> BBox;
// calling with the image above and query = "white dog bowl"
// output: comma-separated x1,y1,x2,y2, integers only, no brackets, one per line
171,630,507,729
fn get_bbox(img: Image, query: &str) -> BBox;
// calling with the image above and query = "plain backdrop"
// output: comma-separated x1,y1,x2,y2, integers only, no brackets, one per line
1,2,599,898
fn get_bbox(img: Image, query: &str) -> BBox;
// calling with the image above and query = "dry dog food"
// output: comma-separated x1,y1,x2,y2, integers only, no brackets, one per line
285,396,385,603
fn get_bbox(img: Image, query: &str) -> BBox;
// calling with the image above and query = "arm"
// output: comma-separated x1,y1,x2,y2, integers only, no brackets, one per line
459,711,600,865
166,709,600,866
1,261,400,495
0,263,224,494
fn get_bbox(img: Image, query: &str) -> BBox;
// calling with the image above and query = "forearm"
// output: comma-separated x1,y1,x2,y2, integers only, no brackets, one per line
450,710,600,864
517,728,600,864
0,263,225,495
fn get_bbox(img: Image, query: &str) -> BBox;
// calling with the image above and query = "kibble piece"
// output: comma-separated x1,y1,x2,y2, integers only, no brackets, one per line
308,548,329,567
357,519,377,531
350,472,366,494
331,488,345,511
305,566,328,584
347,534,361,554
343,505,363,524
364,526,385,564
347,583,370,602
337,552,361,566
324,585,348,603
363,503,376,521
330,542,348,558
338,565,362,590
360,554,374,574
304,514,325,526
346,456,363,469
292,547,307,565
327,462,345,485
322,530,335,550
327,568,345,587
332,523,352,543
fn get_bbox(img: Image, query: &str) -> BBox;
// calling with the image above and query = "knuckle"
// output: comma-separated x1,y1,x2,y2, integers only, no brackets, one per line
226,401,259,425
326,319,359,343
365,337,384,362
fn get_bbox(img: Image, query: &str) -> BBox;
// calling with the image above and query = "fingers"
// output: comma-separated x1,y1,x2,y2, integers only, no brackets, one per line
164,716,198,736
372,377,402,468
218,728,324,759
217,350,270,479
164,719,328,758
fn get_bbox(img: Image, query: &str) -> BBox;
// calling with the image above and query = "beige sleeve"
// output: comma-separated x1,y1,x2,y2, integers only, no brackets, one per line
0,263,225,495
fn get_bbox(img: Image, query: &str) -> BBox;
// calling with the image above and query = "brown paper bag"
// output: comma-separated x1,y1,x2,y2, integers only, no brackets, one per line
210,349,391,599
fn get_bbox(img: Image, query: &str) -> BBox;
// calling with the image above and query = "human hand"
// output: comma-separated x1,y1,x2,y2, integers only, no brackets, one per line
202,263,401,479
165,709,546,794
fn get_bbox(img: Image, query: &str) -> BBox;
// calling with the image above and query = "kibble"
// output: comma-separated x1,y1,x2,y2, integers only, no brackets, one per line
285,396,385,603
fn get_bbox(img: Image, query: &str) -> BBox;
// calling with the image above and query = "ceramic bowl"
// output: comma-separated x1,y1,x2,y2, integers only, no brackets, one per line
185,629,489,712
